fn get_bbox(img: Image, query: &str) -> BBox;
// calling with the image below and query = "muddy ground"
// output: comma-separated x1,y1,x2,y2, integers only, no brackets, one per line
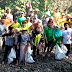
0,49,72,72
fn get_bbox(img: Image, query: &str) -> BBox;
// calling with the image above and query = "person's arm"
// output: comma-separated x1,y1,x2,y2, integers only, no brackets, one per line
17,34,21,49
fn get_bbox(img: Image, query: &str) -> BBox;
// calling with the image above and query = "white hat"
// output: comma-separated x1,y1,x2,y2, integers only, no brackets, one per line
15,28,20,32
62,13,65,16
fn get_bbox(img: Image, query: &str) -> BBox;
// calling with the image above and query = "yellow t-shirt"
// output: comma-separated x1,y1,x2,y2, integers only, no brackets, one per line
54,12,61,24
10,22,21,30
69,20,72,27
58,17,67,29
70,13,72,17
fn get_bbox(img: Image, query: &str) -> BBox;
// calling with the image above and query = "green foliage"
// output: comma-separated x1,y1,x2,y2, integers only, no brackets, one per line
0,8,4,18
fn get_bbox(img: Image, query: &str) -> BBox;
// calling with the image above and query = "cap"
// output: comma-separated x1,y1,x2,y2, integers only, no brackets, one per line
22,21,26,24
46,6,49,8
21,12,24,14
35,8,39,11
62,13,65,16
15,6,19,10
15,28,20,32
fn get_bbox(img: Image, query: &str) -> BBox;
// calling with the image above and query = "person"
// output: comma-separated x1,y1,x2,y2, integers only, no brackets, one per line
69,17,72,28
18,12,26,27
54,8,61,24
9,17,21,30
61,23,72,57
44,20,55,53
26,17,32,34
17,28,30,63
6,8,13,23
44,6,52,17
26,2,32,17
50,25,62,52
14,28,20,65
32,26,41,58
64,9,68,19
58,13,67,29
3,13,10,28
35,8,41,19
2,28,15,64
12,6,20,21
21,21,28,32
33,14,42,24
0,19,8,36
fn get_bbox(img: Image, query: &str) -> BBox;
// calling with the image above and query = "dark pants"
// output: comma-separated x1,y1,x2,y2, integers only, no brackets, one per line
3,45,12,61
64,44,70,56
33,45,39,57
44,40,53,52
2,38,5,49
15,45,20,60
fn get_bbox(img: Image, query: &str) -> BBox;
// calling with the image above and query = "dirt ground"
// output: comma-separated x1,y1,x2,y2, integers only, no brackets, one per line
0,49,72,72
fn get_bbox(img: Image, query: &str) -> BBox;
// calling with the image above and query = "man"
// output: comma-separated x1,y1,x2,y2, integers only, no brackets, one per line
12,6,20,21
69,17,72,28
18,12,26,27
44,20,55,52
54,8,61,24
9,17,21,30
44,6,52,17
35,8,41,19
0,19,7,36
6,8,13,23
61,23,72,57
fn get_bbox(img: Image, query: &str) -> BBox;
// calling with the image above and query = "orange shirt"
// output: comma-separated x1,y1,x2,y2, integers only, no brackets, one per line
5,19,10,27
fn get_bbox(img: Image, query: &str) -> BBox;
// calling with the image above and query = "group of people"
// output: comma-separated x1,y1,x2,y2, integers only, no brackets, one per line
0,2,72,66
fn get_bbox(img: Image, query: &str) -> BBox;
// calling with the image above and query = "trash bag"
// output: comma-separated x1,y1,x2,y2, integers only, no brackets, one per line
25,46,35,63
61,44,68,54
55,44,66,60
7,48,16,64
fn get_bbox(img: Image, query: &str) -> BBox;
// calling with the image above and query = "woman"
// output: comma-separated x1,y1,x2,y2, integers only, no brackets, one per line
32,26,41,58
14,28,20,65
2,28,15,64
17,28,30,64
50,25,62,52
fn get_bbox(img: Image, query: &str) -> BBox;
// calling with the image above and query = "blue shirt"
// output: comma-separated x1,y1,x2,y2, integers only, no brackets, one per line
18,33,30,45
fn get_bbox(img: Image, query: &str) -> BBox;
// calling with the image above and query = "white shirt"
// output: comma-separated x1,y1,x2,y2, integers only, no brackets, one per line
61,28,72,44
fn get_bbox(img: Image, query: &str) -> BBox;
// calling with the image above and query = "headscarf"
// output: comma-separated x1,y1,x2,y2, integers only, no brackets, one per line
53,25,62,38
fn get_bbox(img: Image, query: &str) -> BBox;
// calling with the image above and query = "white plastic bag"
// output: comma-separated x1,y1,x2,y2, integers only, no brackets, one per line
25,46,35,63
61,44,68,54
55,44,66,60
7,48,16,64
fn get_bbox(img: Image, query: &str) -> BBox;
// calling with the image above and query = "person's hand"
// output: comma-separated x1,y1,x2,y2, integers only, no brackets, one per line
46,41,48,44
17,45,19,49
54,38,56,41
60,41,63,44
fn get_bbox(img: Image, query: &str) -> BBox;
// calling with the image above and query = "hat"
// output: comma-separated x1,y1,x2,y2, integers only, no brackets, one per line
22,28,27,31
15,6,19,10
15,28,20,32
21,12,24,14
46,6,49,8
22,21,26,24
62,13,65,16
35,8,39,11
